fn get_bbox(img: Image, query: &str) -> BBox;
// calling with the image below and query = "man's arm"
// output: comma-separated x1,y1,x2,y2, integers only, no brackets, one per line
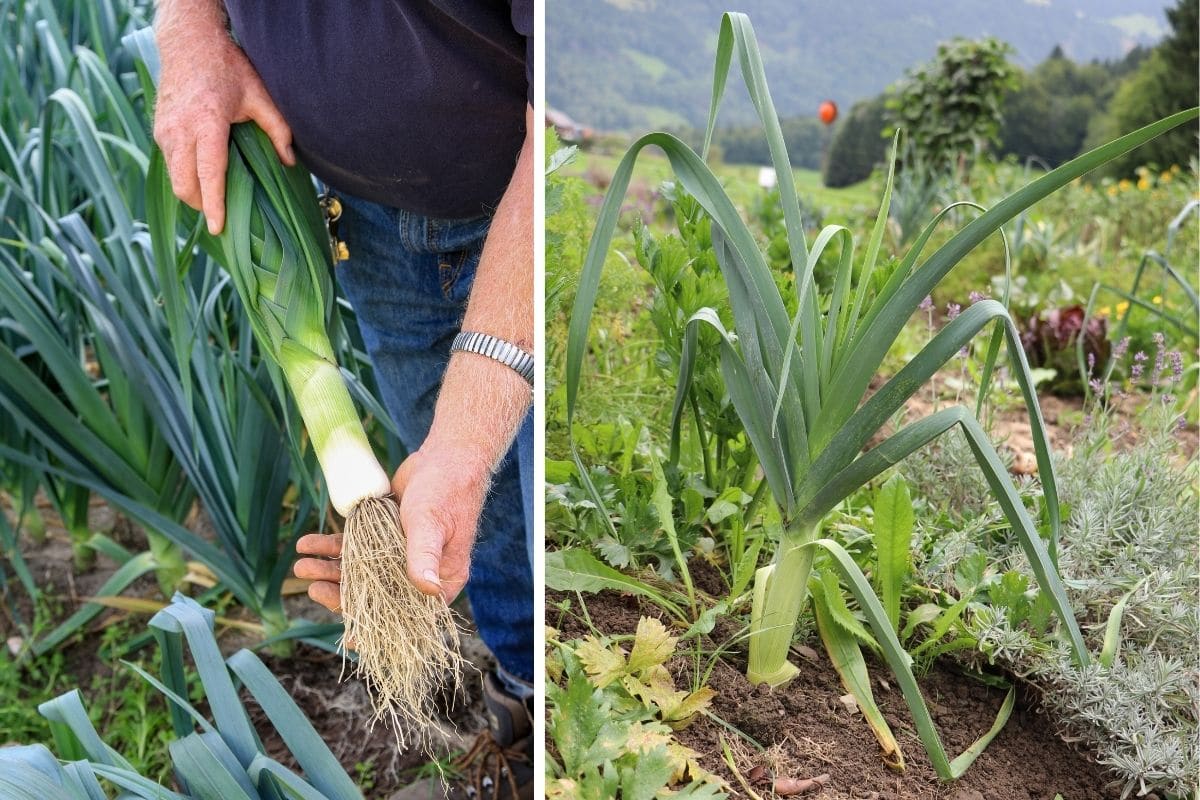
296,106,534,608
394,103,535,599
153,0,294,234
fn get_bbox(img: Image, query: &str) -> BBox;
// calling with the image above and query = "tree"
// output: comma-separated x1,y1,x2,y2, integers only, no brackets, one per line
1087,0,1199,177
999,48,1109,167
884,37,1018,178
710,116,830,170
822,96,888,188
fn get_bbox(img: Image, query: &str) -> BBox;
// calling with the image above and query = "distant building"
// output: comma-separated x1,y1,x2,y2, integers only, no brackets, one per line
546,108,593,144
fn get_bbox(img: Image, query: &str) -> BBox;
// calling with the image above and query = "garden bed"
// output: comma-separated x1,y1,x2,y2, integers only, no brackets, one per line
551,587,1120,800
0,498,490,797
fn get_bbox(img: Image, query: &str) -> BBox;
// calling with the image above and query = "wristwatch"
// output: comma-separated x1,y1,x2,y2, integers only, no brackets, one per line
450,331,535,387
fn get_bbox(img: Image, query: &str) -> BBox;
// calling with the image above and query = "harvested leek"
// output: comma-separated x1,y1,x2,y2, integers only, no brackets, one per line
149,123,463,749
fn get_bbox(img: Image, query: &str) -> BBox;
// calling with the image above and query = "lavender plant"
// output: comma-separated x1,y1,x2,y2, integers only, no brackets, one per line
906,339,1197,798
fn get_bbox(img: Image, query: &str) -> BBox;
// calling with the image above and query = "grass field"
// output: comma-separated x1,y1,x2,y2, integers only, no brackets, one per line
563,145,880,215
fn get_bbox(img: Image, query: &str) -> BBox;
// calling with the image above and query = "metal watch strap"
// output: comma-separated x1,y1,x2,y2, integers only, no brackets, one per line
450,331,535,386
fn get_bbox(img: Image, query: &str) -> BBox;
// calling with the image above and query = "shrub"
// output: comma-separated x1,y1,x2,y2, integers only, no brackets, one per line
822,96,887,188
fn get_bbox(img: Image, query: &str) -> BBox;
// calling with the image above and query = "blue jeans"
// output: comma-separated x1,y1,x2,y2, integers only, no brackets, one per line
334,191,534,683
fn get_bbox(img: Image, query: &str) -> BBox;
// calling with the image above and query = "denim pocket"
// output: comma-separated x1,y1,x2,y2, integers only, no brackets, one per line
397,208,491,255
439,246,482,301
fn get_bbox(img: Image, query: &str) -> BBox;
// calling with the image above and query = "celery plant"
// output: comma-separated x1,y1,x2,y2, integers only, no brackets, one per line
564,10,1198,777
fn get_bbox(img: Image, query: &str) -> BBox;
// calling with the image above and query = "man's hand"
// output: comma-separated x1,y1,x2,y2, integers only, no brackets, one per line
153,0,294,235
294,445,491,608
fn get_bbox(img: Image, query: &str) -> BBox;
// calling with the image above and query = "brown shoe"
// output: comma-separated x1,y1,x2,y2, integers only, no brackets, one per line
389,671,533,800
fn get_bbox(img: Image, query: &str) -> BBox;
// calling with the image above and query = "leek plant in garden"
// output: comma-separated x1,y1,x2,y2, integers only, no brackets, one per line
1085,199,1199,387
564,11,1199,778
0,27,290,652
0,595,362,800
1,10,357,656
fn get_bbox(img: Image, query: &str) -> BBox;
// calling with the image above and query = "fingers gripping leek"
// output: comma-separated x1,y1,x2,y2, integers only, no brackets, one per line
149,124,463,750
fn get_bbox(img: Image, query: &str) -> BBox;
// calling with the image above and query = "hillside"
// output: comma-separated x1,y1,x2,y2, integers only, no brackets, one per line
547,0,1169,131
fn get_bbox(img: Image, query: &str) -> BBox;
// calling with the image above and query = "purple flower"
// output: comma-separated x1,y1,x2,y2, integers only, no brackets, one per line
1131,351,1147,381
919,295,934,312
947,302,962,322
1087,352,1096,375
1168,351,1184,383
1152,335,1166,386
1088,378,1103,395
968,290,990,304
1112,336,1130,361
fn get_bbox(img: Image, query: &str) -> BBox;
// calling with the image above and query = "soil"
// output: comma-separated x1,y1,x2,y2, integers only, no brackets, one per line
867,372,1199,472
550,588,1125,800
0,498,489,798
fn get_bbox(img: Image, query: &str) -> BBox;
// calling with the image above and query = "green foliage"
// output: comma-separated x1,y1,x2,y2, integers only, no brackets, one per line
545,129,593,318
998,46,1143,168
1088,0,1199,179
871,475,913,635
696,115,830,170
572,9,1168,689
0,595,363,799
576,617,715,727
546,619,727,799
0,9,401,654
546,0,1165,133
822,97,888,188
0,634,73,755
0,597,360,796
558,11,1200,778
913,400,1198,798
885,37,1018,177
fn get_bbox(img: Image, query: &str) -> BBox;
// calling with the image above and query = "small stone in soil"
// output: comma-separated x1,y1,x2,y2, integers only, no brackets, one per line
795,644,820,662
946,789,985,800
774,774,830,796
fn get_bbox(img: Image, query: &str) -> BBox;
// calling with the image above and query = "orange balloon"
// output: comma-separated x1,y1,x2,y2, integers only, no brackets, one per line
818,100,838,125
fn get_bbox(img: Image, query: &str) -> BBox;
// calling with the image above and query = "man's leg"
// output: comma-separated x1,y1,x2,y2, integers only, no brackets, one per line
335,192,534,684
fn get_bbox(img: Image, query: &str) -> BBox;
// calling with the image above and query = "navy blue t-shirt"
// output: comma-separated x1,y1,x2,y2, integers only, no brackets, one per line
224,1,532,220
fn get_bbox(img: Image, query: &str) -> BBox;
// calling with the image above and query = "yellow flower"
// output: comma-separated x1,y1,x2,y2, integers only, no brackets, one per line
1097,306,1111,317
1107,185,1119,197
1119,179,1133,192
1137,177,1151,191
1116,301,1130,315
1160,170,1173,183
1171,164,1182,174
1152,295,1163,305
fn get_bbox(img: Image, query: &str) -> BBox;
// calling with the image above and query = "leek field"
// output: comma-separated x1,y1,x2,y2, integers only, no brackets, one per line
0,2,485,796
545,11,1199,800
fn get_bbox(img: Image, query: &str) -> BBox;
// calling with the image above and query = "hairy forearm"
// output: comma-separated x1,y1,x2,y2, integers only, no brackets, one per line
154,0,228,46
423,105,535,474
